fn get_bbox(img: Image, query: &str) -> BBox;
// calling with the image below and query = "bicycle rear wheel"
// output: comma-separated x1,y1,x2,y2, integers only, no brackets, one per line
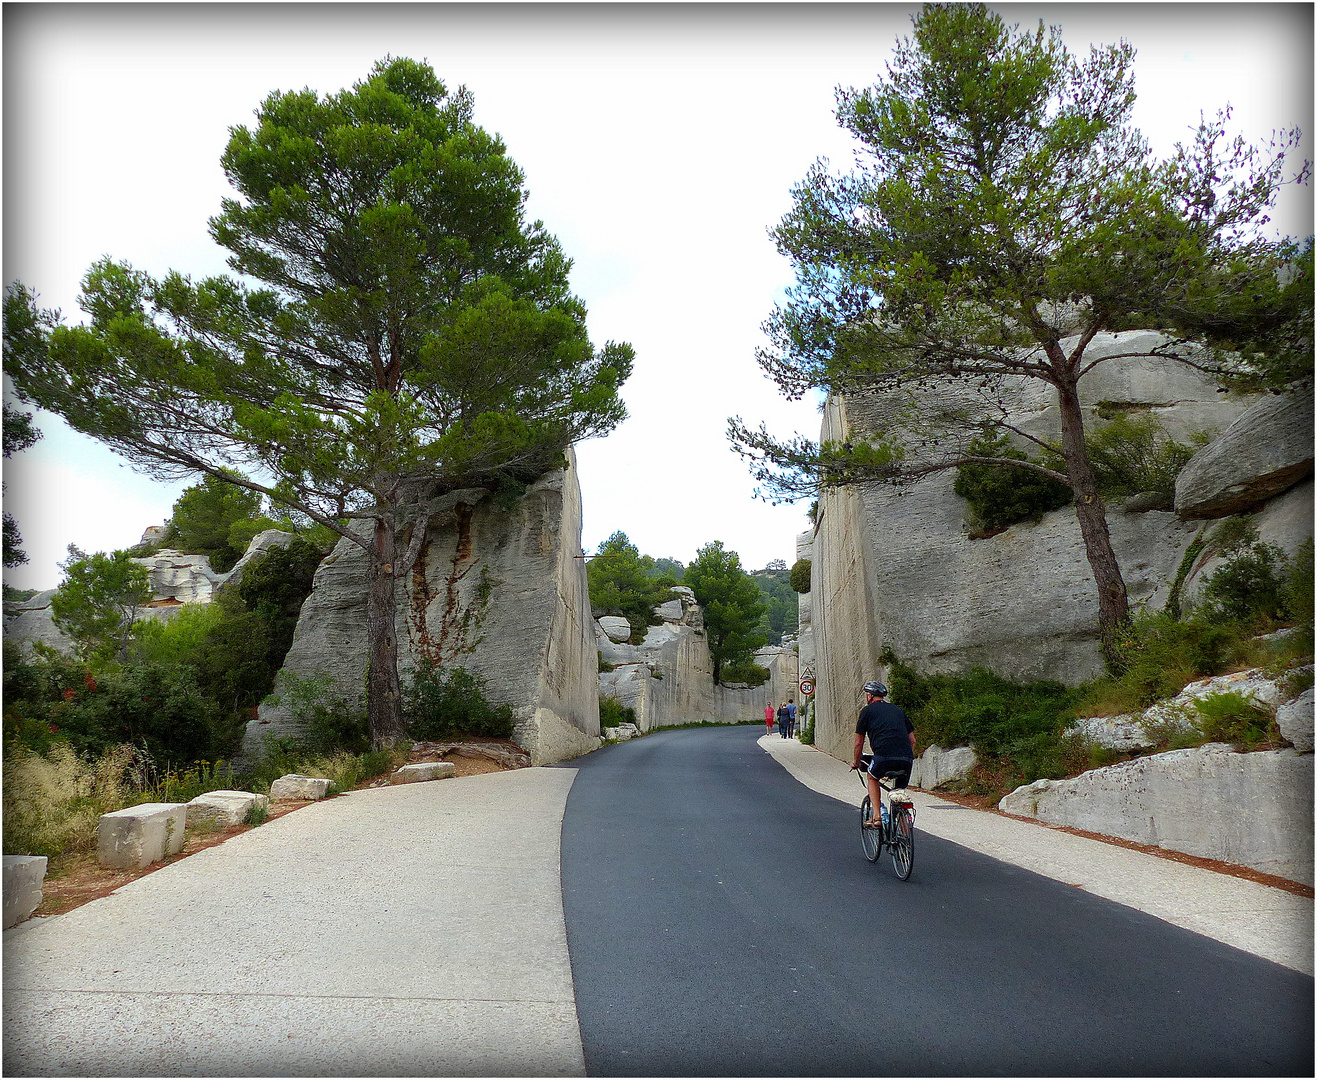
859,796,882,862
889,805,914,880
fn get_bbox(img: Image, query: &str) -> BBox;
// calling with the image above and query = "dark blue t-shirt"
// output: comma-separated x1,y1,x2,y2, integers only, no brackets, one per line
855,700,914,760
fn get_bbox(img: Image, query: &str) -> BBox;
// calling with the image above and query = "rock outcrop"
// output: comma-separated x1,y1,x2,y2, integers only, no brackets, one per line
909,745,977,790
1174,391,1314,518
806,331,1313,762
242,453,599,765
999,745,1314,885
597,586,799,730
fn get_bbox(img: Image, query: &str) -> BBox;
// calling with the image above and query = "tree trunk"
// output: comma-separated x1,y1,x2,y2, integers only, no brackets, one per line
1054,377,1131,659
366,513,407,748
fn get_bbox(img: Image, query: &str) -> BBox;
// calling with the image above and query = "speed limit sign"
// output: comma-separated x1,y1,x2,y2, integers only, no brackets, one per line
799,677,815,697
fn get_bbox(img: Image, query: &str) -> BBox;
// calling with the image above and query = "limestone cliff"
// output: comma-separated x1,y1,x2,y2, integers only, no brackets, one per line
241,452,599,765
597,587,799,730
807,332,1314,762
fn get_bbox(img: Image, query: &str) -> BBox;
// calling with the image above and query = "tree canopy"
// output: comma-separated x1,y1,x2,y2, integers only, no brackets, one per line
50,546,151,662
7,58,633,744
684,541,767,684
729,3,1310,648
587,531,679,641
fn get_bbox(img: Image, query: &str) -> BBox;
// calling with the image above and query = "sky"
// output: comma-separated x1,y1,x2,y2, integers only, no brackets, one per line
3,2,1312,591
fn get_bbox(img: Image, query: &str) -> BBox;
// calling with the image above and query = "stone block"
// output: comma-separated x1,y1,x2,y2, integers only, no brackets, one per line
97,803,188,870
268,774,334,801
1276,689,1314,753
910,745,977,789
187,790,270,826
392,762,457,784
3,855,48,929
602,722,641,742
599,617,632,643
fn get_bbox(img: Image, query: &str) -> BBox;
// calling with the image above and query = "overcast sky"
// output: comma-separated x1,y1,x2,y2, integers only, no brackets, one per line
3,3,1311,591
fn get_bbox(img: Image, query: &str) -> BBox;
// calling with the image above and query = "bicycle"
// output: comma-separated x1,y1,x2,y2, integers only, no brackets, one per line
853,754,915,880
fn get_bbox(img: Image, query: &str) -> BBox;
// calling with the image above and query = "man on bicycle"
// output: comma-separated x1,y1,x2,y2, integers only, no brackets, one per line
852,680,915,826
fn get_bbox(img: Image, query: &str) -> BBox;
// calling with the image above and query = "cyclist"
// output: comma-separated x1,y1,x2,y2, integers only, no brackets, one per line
851,680,915,827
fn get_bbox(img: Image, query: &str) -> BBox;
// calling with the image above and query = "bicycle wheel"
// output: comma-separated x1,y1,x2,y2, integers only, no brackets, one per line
889,805,914,880
859,796,882,862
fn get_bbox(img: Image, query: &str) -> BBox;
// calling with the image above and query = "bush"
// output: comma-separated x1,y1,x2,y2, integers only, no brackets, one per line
954,434,1072,534
789,558,812,594
1190,691,1277,750
403,662,514,741
719,660,771,687
1200,541,1289,622
1085,412,1201,498
266,672,371,755
1096,611,1245,708
1285,537,1315,628
599,696,638,729
1,743,140,858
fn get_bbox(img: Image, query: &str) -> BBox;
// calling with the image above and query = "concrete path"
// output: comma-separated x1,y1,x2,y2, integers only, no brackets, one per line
3,768,585,1077
759,734,1314,976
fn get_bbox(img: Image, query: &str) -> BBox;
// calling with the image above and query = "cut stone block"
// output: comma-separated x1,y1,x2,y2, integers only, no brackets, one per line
187,790,271,826
268,774,333,801
3,855,48,929
97,803,188,869
392,762,457,784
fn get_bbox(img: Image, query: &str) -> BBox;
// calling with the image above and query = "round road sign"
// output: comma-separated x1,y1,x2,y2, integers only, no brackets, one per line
799,678,815,696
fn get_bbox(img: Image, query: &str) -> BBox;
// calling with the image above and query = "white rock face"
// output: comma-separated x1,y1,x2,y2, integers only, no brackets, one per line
1141,669,1290,734
212,529,298,603
999,745,1315,885
132,549,227,606
3,856,48,929
1175,391,1314,519
597,586,798,731
244,451,600,766
599,617,632,643
1276,689,1315,753
910,745,978,789
1066,714,1155,752
186,790,270,826
804,334,1316,763
268,774,333,801
602,722,641,742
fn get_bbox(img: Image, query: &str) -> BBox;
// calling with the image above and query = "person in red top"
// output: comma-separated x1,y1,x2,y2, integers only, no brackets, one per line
764,701,775,734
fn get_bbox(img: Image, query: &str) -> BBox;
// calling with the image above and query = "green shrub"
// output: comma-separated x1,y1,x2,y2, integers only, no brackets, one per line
719,661,771,687
1200,541,1289,622
954,434,1072,534
403,662,514,741
1096,611,1245,707
599,696,638,729
789,558,812,593
1191,691,1276,749
1284,537,1314,627
1084,412,1201,498
266,672,370,755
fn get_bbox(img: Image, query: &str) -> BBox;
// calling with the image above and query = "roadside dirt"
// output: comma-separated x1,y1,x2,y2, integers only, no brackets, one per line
26,750,517,921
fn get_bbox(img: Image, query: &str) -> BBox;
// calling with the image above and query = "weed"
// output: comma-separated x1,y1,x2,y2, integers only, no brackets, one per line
1191,691,1278,749
244,800,270,827
599,696,638,729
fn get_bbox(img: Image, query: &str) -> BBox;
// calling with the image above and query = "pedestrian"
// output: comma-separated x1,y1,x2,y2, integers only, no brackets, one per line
765,701,775,734
785,698,797,739
777,702,789,736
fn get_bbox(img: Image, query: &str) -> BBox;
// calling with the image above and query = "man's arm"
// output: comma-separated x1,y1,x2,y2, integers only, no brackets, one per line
852,731,865,769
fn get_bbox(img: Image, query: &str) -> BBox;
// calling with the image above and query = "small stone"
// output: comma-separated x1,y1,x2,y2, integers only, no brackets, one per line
3,855,48,929
392,762,457,784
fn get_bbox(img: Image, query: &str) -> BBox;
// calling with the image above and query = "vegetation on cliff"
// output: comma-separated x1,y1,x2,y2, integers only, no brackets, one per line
730,2,1310,654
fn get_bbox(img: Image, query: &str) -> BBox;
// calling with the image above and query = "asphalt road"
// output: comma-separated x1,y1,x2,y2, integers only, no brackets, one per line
558,725,1314,1077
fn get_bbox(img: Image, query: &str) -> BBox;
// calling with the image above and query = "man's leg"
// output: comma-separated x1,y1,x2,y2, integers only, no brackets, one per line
866,770,883,826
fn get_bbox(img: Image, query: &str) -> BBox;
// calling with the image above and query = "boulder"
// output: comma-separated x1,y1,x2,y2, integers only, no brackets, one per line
910,745,977,789
186,790,270,826
1066,713,1155,752
1175,391,1314,519
242,454,601,766
599,617,632,643
131,549,225,606
412,741,531,769
97,803,187,869
213,529,299,603
1120,491,1173,513
392,762,457,783
999,745,1314,885
1141,669,1288,736
3,855,48,929
1276,689,1314,753
268,774,333,801
602,722,641,742
3,590,74,657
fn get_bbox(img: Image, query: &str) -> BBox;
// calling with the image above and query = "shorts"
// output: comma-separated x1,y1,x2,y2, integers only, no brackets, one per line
866,756,912,788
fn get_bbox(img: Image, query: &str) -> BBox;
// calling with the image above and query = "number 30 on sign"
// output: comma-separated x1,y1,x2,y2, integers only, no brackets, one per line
799,678,815,697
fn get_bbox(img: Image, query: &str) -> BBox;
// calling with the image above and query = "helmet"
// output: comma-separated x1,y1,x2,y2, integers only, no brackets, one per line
863,680,888,698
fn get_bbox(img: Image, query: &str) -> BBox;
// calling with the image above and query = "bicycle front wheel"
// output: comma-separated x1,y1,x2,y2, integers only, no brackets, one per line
889,805,914,880
860,796,882,862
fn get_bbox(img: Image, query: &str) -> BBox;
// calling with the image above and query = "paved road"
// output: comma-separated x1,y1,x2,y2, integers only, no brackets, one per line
559,725,1314,1077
